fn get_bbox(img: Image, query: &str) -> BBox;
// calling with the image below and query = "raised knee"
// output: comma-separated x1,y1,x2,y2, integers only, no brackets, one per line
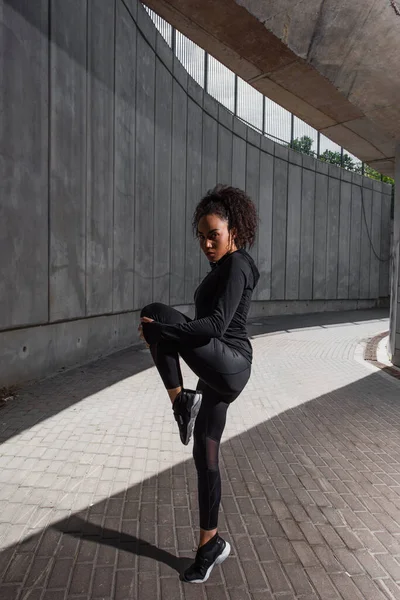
140,302,167,319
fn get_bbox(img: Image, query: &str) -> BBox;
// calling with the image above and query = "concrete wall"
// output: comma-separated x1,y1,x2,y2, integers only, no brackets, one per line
0,0,392,387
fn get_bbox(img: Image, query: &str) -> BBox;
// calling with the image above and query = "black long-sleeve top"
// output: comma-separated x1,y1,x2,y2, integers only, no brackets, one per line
142,248,260,363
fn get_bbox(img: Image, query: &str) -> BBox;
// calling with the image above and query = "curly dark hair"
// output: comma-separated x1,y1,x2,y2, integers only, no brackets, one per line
192,185,258,249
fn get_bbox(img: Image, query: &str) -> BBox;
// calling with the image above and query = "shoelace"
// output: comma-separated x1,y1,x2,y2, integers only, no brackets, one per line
174,413,184,425
192,554,211,576
173,397,191,419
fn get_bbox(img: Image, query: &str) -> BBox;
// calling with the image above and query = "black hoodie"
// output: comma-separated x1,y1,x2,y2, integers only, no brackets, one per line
142,248,260,363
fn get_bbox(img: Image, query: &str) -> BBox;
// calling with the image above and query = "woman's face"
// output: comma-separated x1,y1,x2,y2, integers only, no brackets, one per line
197,214,237,263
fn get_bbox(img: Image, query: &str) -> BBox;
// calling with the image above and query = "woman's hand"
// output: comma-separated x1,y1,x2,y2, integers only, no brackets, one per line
141,317,154,323
138,317,154,347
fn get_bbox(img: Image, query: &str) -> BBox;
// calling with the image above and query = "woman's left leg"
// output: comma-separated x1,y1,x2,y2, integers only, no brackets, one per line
183,382,241,583
193,383,231,535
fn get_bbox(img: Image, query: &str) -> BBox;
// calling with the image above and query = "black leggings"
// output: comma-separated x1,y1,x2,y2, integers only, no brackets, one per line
141,303,251,530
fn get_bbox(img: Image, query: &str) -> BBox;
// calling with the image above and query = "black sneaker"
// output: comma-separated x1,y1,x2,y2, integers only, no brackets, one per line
183,534,231,583
172,389,202,445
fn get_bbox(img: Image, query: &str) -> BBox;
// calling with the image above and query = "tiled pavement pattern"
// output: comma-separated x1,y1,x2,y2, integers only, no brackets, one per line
1,309,400,599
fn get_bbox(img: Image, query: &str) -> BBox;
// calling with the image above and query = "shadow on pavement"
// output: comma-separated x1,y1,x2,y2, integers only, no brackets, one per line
0,309,389,448
1,365,400,599
53,516,191,577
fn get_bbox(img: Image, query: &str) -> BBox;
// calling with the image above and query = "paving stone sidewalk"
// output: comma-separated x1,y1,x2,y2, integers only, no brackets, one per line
1,309,400,600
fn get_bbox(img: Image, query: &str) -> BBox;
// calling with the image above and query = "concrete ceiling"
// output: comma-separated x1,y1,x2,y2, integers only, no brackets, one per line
145,0,400,177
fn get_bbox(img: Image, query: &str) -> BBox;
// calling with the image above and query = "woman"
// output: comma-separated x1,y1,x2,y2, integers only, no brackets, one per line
139,185,259,583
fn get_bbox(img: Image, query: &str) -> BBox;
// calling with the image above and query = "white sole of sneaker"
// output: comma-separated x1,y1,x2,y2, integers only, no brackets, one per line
189,542,231,584
184,391,202,445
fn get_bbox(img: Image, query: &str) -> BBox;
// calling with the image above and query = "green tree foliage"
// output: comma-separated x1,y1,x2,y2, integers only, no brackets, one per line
291,136,394,186
363,165,394,186
319,150,358,172
291,135,315,156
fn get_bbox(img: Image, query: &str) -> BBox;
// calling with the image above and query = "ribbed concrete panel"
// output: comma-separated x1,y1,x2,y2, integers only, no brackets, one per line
271,158,288,300
0,0,49,329
246,144,260,265
300,168,315,300
217,124,233,185
285,164,302,300
185,99,203,303
86,0,115,315
200,113,218,280
202,114,218,193
49,0,87,321
232,135,247,190
337,181,352,299
326,177,340,299
134,32,155,310
348,185,362,300
359,186,373,299
153,58,172,305
170,80,187,306
313,173,328,300
379,192,391,297
256,152,274,301
369,188,382,300
122,0,137,20
113,0,136,312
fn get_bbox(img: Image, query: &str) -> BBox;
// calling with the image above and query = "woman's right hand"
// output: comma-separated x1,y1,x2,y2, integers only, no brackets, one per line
138,323,149,348
138,318,154,348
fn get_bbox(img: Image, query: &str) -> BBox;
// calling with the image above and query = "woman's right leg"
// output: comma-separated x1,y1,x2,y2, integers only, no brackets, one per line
141,303,203,445
141,303,190,398
141,303,250,399
141,302,250,446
